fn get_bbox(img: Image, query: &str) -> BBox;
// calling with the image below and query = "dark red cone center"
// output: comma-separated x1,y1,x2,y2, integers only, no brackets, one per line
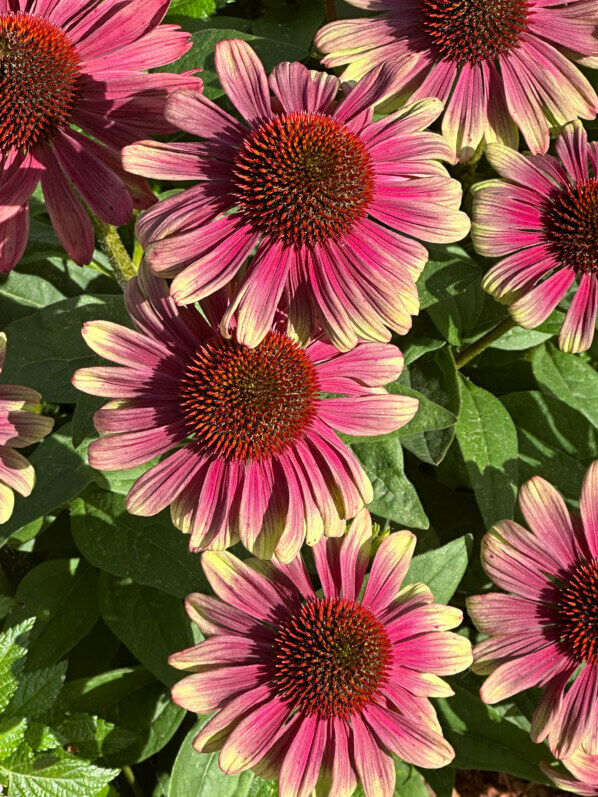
419,0,530,65
0,12,81,152
273,598,391,718
558,560,598,664
545,179,598,275
233,111,374,247
179,332,320,461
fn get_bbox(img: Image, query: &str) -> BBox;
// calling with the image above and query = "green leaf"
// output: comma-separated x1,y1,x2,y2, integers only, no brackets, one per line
427,281,486,345
0,620,35,715
53,715,138,761
456,377,518,528
98,574,194,687
351,438,428,529
167,0,219,19
0,425,95,543
0,717,27,762
400,349,461,465
169,721,255,797
389,383,457,440
1,295,129,403
6,663,67,719
8,560,98,670
61,668,184,766
532,343,598,429
2,750,118,797
501,391,598,502
418,245,481,310
353,760,430,797
436,682,550,784
71,487,207,599
403,535,472,603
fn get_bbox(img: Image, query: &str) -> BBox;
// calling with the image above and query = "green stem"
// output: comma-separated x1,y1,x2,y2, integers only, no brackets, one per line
455,317,517,369
88,212,137,288
324,0,337,22
122,765,144,797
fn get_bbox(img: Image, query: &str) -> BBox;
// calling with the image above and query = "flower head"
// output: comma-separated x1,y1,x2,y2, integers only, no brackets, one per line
315,0,598,162
0,333,54,523
122,39,469,352
170,510,472,797
0,0,200,274
72,265,418,563
473,122,598,353
467,462,598,759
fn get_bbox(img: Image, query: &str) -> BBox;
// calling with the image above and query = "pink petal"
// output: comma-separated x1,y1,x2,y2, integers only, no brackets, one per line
559,273,597,354
510,267,576,329
361,531,416,614
214,39,272,126
351,713,396,797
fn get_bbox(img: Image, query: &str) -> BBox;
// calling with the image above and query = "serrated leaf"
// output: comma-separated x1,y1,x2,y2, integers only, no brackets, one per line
53,715,138,761
456,377,518,528
0,718,27,761
71,487,207,599
351,438,428,529
403,536,472,603
6,662,67,720
0,620,34,715
3,751,118,797
167,0,218,18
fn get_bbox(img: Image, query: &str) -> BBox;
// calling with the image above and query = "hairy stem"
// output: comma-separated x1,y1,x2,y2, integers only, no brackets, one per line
324,0,337,22
455,317,517,369
89,213,137,288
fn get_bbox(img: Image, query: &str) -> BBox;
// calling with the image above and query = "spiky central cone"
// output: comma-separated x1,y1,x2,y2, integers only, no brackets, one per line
545,179,598,275
0,12,81,151
273,598,391,718
233,111,374,247
558,560,598,664
179,332,319,461
419,0,530,65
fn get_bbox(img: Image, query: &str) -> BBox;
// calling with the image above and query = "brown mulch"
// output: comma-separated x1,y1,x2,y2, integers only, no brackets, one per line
453,770,565,797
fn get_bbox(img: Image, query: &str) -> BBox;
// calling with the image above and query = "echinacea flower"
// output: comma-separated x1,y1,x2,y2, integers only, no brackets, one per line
473,122,598,353
542,744,598,795
72,265,418,562
122,39,469,351
467,462,598,760
315,0,598,162
0,0,200,274
0,333,54,523
170,509,472,797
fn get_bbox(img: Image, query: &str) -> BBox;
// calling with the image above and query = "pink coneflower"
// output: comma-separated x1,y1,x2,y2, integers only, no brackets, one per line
472,123,598,353
0,333,53,523
315,0,598,162
0,0,200,274
72,265,418,562
467,462,598,760
170,510,473,797
542,744,598,795
122,39,469,351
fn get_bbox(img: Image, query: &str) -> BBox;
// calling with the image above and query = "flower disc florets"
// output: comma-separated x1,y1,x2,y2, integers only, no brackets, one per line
0,12,81,151
558,560,598,664
545,179,598,276
273,597,391,718
233,111,374,246
419,0,530,65
179,332,320,461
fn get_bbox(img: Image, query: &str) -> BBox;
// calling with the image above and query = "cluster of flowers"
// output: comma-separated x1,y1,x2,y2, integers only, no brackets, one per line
2,0,598,793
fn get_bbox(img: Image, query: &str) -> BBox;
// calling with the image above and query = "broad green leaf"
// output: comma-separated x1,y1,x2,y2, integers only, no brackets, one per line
98,574,194,687
422,767,455,797
0,718,27,762
3,751,118,797
1,295,129,403
403,536,472,603
400,349,460,465
427,281,486,345
169,721,255,797
351,438,428,529
532,343,598,429
61,668,184,766
456,377,518,528
353,760,430,797
6,662,67,719
491,309,565,351
250,0,324,52
436,683,550,784
53,715,138,761
418,245,481,310
0,620,34,714
0,425,95,543
71,487,208,599
167,0,220,18
388,384,457,440
8,559,98,670
501,391,598,503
